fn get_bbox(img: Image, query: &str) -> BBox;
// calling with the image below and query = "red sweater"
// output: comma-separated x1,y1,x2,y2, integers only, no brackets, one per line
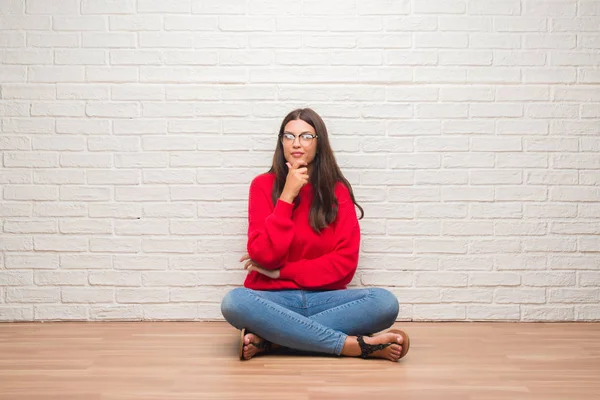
243,173,360,291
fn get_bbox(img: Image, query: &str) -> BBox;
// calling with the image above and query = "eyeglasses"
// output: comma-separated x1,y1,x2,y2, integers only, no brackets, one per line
280,133,318,146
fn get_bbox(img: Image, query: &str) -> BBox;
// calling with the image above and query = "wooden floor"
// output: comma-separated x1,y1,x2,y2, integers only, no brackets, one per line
1,322,599,400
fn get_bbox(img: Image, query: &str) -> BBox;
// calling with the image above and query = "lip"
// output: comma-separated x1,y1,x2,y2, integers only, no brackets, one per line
291,152,304,157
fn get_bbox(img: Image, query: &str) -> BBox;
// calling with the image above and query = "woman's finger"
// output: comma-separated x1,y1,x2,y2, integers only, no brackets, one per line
239,253,250,262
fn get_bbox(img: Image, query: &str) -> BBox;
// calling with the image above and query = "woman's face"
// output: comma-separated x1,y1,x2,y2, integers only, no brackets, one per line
281,119,318,169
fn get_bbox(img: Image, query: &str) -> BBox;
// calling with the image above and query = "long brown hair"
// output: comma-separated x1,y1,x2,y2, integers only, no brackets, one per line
269,108,364,233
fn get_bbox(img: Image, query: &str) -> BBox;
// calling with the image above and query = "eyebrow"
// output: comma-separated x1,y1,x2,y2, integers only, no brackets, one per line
283,131,314,135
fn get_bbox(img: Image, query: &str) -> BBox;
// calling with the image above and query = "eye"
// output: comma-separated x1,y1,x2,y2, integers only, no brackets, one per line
283,133,295,140
300,134,314,140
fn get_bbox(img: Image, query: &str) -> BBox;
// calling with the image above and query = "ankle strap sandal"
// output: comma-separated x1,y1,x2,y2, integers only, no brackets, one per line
356,335,393,359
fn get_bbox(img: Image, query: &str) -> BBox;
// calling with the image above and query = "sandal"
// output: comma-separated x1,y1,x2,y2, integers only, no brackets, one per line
357,329,410,360
239,328,272,361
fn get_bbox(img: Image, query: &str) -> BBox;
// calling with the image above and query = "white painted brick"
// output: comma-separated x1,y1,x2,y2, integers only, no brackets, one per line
580,171,600,185
495,221,547,236
142,170,196,184
60,254,112,270
524,237,577,252
523,1,577,16
115,187,169,202
550,187,600,202
82,0,136,15
495,186,547,201
59,219,113,235
522,272,576,287
0,236,34,252
579,34,600,49
550,120,599,135
86,68,139,83
88,102,140,118
0,307,33,322
34,203,87,218
416,239,468,254
470,272,520,286
142,272,198,287
360,271,413,287
0,136,30,150
60,153,112,168
524,34,576,49
468,0,521,15
142,238,196,253
115,220,169,236
414,1,466,14
56,49,109,65
549,255,600,270
467,305,520,320
27,33,79,48
53,16,107,31
29,66,84,83
0,204,31,217
442,288,493,303
31,102,85,117
88,137,140,152
192,0,245,14
62,287,113,303
497,153,548,168
467,67,520,83
32,137,85,152
57,84,110,100
89,271,141,286
34,236,88,252
60,186,110,202
551,52,600,66
387,50,438,66
579,204,600,219
414,305,466,321
549,288,599,303
497,120,548,135
416,33,468,48
113,255,167,270
471,203,522,219
524,203,578,218
470,34,521,49
495,288,545,304
524,138,578,152
576,306,600,321
34,305,87,321
494,51,546,66
494,17,547,32
26,0,78,14
90,238,140,253
0,271,33,286
579,237,600,252
416,136,469,151
440,257,494,272
470,239,521,254
442,222,494,237
4,220,56,234
417,272,468,287
496,255,547,271
90,305,143,320
83,33,136,48
117,288,168,303
35,271,87,286
4,185,58,201
1,49,52,65
6,287,59,303
523,68,576,84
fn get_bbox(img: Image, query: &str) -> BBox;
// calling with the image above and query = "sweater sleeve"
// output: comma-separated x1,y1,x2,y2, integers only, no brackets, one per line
278,185,360,289
246,175,295,270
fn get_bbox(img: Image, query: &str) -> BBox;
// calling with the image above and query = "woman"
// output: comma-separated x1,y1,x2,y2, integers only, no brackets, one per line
221,108,409,361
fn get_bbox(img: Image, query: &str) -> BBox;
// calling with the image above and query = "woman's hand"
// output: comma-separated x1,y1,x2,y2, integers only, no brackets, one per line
280,161,308,204
240,253,280,279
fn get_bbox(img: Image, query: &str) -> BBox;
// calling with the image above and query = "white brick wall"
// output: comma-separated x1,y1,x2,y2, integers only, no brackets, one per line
1,0,599,322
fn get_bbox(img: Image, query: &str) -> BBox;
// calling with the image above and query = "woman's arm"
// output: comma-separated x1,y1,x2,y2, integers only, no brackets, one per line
278,186,360,289
246,175,295,269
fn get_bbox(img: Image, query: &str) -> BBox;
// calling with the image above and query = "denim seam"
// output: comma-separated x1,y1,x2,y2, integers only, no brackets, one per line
245,290,344,355
308,288,376,319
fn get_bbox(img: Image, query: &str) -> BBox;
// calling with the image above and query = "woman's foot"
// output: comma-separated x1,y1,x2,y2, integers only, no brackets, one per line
242,332,276,360
341,331,405,362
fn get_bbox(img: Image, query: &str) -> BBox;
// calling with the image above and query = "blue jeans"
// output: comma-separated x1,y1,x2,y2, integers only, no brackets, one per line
220,287,399,355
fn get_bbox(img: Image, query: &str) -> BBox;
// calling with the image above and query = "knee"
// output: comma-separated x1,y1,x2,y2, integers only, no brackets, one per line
220,287,248,323
370,288,399,325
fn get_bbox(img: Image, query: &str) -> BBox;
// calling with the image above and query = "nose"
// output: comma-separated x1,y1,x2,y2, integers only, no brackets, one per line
292,136,302,147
